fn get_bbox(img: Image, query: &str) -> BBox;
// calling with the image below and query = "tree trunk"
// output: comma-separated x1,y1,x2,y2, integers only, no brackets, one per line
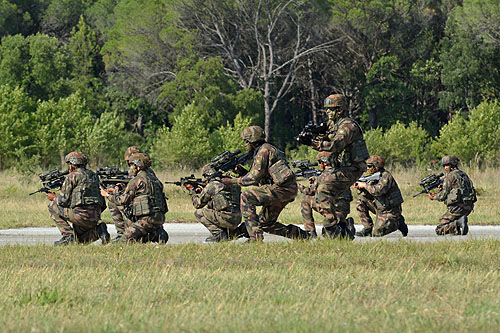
307,59,318,124
368,109,377,128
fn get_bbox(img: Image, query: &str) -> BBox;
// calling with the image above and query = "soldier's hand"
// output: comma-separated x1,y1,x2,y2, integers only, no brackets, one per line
355,182,367,189
426,192,435,200
310,140,322,150
221,177,233,186
184,184,194,191
46,192,56,201
195,186,203,194
308,176,316,184
100,188,110,197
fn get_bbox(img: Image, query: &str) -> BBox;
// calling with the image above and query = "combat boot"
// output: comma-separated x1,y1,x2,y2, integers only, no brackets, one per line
229,223,250,239
456,216,469,236
324,225,351,240
96,223,110,244
156,227,169,244
355,228,372,237
346,217,356,239
285,224,311,240
204,230,229,243
397,216,408,237
308,229,318,239
112,234,123,243
54,234,75,246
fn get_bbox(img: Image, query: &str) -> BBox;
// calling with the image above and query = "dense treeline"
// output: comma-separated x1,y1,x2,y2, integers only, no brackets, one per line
1,0,500,170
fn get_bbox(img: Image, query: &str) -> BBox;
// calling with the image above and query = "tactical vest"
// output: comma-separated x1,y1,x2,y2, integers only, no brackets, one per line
212,184,241,212
264,144,295,185
445,169,477,206
331,118,370,167
70,168,105,208
372,170,404,210
131,170,168,217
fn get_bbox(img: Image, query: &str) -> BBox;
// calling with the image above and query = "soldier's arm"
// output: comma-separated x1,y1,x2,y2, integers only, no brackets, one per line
435,176,452,202
109,178,140,207
234,149,269,186
365,172,393,196
55,174,74,207
192,182,222,209
317,123,354,152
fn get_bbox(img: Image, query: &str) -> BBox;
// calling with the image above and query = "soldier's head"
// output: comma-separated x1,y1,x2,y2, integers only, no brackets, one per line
323,94,346,122
441,154,459,171
64,152,88,170
316,152,332,170
124,146,142,164
128,152,149,175
366,155,384,173
202,164,217,179
241,126,266,152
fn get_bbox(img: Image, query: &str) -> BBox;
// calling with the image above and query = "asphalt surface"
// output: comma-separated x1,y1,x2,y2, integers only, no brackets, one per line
1,224,500,246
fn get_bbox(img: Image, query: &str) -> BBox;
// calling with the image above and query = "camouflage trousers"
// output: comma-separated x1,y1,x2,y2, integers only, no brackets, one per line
48,201,101,243
240,181,297,241
123,212,165,242
107,199,130,235
194,207,241,235
315,166,363,228
301,195,350,232
436,204,473,235
356,196,403,237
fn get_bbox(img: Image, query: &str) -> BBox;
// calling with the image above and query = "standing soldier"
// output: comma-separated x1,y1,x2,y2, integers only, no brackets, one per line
47,152,109,245
101,153,169,243
353,155,408,237
427,155,476,235
298,152,354,239
185,164,248,242
308,94,370,237
221,126,309,242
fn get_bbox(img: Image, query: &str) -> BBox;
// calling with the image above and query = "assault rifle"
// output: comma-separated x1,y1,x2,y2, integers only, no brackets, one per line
413,172,444,197
355,171,382,186
29,169,69,195
295,121,328,145
165,174,206,189
291,160,321,179
207,149,252,180
96,167,131,191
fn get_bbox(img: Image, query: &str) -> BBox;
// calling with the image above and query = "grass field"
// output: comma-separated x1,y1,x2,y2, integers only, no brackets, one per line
1,166,498,229
0,240,499,331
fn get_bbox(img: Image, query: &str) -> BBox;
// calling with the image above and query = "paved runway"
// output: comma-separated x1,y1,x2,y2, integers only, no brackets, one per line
1,224,500,245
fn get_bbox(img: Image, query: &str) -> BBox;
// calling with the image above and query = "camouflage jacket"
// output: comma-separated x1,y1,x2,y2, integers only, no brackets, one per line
364,169,403,210
191,180,240,212
56,167,104,209
234,143,295,187
435,168,476,206
298,171,353,201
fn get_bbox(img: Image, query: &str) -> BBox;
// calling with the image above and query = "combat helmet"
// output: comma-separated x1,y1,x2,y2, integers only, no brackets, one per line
202,164,217,178
64,152,88,166
128,153,149,169
316,151,332,165
441,155,459,167
324,94,346,109
241,126,266,143
124,146,142,163
366,155,385,169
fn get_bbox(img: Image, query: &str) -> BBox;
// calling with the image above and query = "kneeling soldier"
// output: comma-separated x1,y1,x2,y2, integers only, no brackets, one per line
48,152,109,245
353,155,408,237
101,153,168,243
427,155,476,235
185,165,248,242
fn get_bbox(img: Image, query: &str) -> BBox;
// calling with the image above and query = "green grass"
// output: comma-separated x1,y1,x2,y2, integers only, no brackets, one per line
1,167,497,229
0,240,499,331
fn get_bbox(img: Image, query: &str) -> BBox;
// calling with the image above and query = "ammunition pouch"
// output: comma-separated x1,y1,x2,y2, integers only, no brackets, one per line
269,159,294,186
132,195,152,217
374,189,404,211
349,139,370,163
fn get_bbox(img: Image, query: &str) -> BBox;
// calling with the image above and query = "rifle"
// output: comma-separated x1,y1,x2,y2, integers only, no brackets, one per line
291,160,321,179
356,171,382,185
295,121,328,146
29,169,69,195
207,149,252,180
96,167,131,191
413,172,444,197
165,174,207,189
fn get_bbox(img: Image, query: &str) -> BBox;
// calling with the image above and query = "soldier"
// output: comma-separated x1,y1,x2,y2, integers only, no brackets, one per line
298,152,354,239
47,152,109,246
184,164,248,242
353,155,408,237
221,125,309,242
427,155,476,235
309,94,370,238
101,152,169,243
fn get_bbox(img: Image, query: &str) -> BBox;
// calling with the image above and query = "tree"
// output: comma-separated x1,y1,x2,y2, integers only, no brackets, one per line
179,0,337,140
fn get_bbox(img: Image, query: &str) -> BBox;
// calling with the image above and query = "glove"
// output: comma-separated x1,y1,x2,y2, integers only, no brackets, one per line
311,140,321,150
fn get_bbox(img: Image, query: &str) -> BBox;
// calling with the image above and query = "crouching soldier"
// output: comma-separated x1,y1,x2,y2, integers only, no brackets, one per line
353,155,408,237
101,153,169,243
298,152,354,239
48,152,109,246
185,164,248,242
427,155,476,235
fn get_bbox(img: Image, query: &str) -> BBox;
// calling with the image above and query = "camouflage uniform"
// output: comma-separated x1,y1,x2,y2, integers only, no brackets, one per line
233,126,307,241
48,167,105,243
433,168,476,235
192,179,242,238
356,168,405,237
108,167,168,242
